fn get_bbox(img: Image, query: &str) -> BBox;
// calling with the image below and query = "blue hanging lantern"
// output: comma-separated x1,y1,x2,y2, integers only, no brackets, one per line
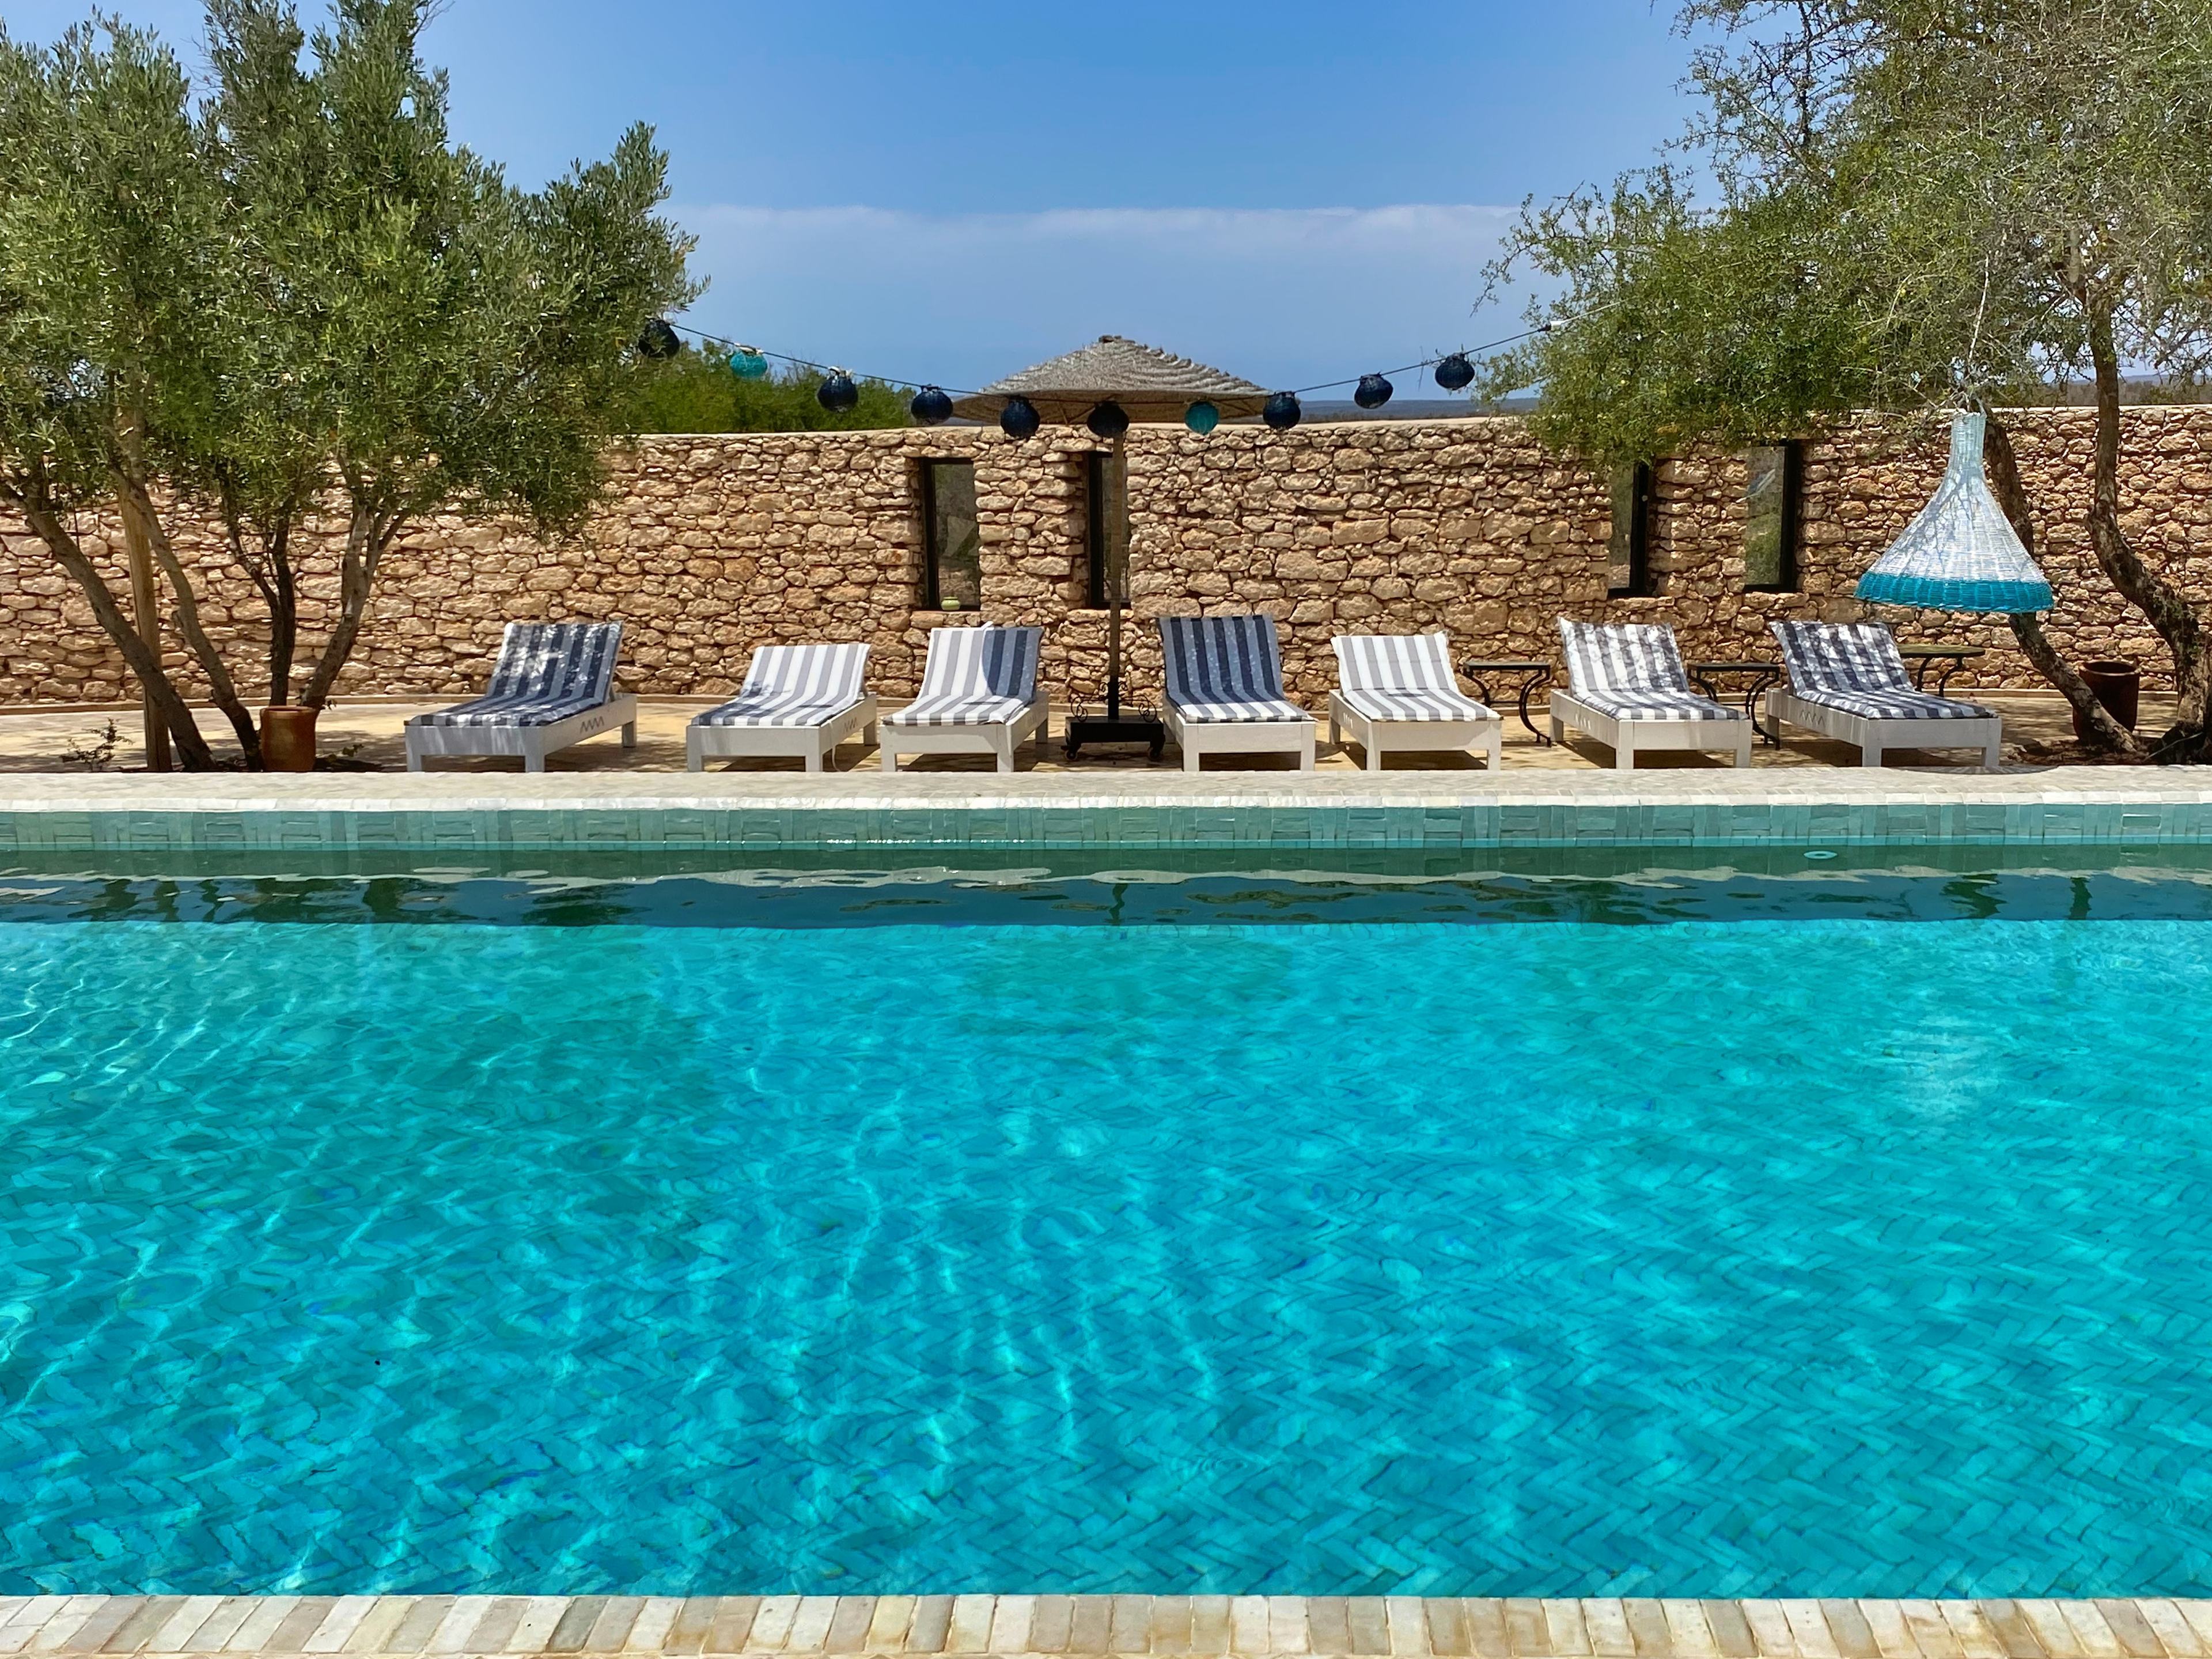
728,346,769,380
817,370,859,414
999,396,1041,440
910,385,953,426
1855,411,2055,613
1354,373,1394,410
1184,400,1219,435
638,319,681,360
1433,354,1474,391
1086,400,1130,440
1262,391,1301,431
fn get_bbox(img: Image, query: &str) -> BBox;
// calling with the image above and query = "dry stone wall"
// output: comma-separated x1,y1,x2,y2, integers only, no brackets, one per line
3,407,2209,709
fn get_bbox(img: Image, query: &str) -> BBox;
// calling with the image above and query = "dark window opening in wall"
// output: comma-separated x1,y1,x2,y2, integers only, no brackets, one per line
1743,442,1803,592
921,459,981,609
1083,448,1129,610
1608,461,1655,597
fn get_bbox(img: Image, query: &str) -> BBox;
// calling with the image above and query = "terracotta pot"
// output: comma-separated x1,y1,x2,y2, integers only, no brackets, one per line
260,704,319,772
2072,660,2141,738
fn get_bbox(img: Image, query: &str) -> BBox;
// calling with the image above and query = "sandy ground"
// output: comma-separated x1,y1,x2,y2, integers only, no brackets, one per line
0,688,2178,777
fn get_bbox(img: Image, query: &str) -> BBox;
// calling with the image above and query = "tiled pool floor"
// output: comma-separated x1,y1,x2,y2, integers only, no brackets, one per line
5,1594,2207,1658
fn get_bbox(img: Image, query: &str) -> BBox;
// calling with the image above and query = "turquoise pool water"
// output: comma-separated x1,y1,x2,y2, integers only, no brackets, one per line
4,859,2212,1597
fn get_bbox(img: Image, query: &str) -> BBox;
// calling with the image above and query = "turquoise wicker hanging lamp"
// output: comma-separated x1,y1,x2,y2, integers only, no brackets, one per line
1855,411,2054,613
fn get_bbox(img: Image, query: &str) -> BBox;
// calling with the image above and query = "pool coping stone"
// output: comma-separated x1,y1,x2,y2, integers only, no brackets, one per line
2,766,2211,851
5,1593,2209,1658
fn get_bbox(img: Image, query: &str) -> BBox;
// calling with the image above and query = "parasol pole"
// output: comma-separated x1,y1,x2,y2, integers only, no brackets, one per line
1105,432,1128,721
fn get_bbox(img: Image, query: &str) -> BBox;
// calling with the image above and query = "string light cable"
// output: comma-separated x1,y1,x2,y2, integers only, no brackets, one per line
645,312,1585,434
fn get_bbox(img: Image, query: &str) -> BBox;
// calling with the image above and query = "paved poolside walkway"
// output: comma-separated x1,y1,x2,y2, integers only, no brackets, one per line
0,691,2181,778
6,1594,2209,1659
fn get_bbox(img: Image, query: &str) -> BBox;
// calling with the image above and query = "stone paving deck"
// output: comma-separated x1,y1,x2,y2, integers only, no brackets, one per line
5,1595,2210,1659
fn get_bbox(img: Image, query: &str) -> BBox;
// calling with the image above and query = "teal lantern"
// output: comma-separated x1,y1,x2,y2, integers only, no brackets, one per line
728,347,769,380
1184,401,1220,435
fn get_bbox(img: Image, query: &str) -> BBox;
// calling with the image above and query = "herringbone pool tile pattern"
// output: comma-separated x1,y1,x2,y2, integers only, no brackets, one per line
7,1594,2212,1658
5,912,2212,1596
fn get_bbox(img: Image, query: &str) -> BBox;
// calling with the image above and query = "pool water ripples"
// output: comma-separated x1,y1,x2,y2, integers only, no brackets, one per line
2,905,2211,1597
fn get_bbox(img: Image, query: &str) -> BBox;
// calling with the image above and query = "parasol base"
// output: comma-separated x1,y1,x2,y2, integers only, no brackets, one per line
1063,706,1166,763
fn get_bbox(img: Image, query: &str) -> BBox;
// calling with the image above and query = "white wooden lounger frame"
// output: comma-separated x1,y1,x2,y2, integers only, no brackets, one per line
1547,690,1752,771
687,698,878,772
406,696,639,773
1163,703,1316,772
1327,633,1502,771
878,624,1051,774
880,690,1050,772
1763,688,2002,769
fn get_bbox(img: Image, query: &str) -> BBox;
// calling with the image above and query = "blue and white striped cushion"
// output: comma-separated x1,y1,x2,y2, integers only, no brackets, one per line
1771,621,1994,721
883,624,1043,728
411,621,623,728
1558,619,1743,724
1159,613,1310,724
694,643,871,729
1332,632,1494,722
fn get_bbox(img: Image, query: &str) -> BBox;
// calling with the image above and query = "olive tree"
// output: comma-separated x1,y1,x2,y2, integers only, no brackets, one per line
0,1,697,769
1482,0,2212,759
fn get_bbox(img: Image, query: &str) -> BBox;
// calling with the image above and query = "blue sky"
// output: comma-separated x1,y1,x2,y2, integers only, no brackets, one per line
12,1,1702,389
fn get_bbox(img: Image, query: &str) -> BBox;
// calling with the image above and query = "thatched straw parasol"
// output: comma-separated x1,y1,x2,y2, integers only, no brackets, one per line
950,335,1268,426
955,338,1269,745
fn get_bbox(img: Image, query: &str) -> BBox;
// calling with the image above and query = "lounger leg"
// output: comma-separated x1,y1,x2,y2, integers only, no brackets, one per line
406,734,425,773
523,733,546,774
1183,741,1202,773
995,730,1014,774
804,749,821,773
621,720,637,751
1485,731,1503,771
1862,744,1883,768
1548,714,1566,743
1328,713,1340,747
1615,737,1635,771
1983,738,2003,770
1735,732,1753,768
685,731,704,774
1300,729,1316,772
1365,741,1382,773
880,741,900,773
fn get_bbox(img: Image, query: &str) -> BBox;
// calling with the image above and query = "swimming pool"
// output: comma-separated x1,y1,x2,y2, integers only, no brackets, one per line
4,851,2211,1599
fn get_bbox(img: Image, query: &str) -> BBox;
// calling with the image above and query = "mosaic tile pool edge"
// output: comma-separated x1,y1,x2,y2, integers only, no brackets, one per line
2,797,2210,853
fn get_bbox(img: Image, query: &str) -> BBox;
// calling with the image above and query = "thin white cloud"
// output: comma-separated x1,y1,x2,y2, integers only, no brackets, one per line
671,203,1524,392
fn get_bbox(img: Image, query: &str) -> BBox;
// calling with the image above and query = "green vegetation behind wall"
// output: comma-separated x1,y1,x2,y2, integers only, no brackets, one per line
626,350,913,433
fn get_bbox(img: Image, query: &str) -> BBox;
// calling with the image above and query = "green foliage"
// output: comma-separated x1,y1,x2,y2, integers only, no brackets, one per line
1484,0,2212,465
0,1,699,760
624,350,914,433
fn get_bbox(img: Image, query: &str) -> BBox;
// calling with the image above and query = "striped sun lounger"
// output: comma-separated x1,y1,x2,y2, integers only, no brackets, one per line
1767,621,2003,768
1550,619,1751,770
405,620,637,772
687,642,876,772
878,623,1049,772
1329,632,1502,771
1158,612,1315,771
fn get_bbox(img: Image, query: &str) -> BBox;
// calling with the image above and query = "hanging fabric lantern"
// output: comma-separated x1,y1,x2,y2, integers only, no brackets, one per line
1086,400,1131,440
638,319,681,360
1433,354,1474,391
1263,392,1301,431
910,385,954,425
1354,373,1394,410
1184,400,1220,435
816,371,859,414
728,347,769,380
1855,410,2055,613
999,396,1041,440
